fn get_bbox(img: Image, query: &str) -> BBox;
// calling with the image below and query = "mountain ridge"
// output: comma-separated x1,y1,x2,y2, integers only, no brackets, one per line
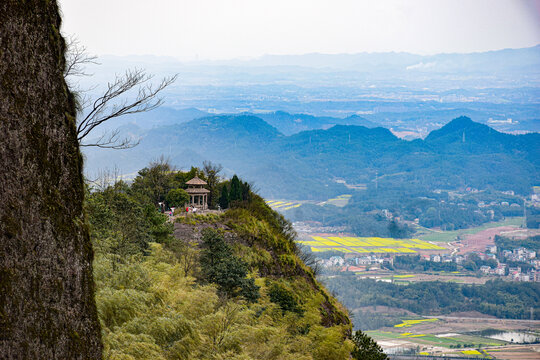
84,115,540,198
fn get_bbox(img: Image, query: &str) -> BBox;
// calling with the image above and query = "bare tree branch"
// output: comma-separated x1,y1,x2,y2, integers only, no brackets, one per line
64,36,99,78
79,128,141,149
64,36,178,150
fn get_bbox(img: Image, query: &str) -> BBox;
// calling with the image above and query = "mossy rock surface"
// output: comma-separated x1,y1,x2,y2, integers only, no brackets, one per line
0,1,102,358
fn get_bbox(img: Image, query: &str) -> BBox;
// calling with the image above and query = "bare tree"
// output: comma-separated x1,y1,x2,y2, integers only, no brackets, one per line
65,36,178,149
64,36,99,78
87,166,122,191
202,161,223,208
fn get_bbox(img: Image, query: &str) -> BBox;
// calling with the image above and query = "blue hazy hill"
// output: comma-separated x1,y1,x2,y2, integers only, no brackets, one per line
84,115,539,199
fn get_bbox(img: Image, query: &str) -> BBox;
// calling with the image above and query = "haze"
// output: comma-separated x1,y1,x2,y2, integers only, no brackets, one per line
60,0,540,60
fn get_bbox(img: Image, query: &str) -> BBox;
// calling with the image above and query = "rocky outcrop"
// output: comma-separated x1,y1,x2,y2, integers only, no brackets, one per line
0,1,102,359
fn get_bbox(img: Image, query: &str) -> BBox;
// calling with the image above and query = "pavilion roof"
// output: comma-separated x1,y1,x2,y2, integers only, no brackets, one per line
186,176,207,186
185,187,210,194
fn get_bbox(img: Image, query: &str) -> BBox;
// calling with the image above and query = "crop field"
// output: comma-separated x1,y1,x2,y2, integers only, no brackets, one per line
363,314,538,358
298,235,446,254
265,200,302,211
394,318,438,328
366,329,506,356
416,217,523,243
318,194,352,207
265,194,352,211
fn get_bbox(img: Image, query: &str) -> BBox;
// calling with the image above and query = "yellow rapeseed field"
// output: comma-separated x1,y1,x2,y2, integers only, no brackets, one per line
298,235,446,254
394,319,438,328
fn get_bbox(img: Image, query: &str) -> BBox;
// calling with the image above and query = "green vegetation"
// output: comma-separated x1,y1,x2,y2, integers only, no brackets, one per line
268,282,304,315
495,234,540,252
108,116,540,200
387,253,498,273
166,188,189,208
351,331,388,360
526,206,540,228
86,162,386,359
199,228,260,302
461,253,498,272
418,217,524,243
323,276,540,325
288,188,525,239
392,255,458,272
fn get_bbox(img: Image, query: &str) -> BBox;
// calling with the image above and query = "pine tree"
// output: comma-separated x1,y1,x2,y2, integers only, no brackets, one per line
229,175,242,202
241,181,251,202
199,229,259,302
351,331,388,360
219,185,229,209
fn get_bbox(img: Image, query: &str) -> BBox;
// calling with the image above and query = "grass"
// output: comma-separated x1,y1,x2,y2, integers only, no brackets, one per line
297,236,446,254
417,217,523,243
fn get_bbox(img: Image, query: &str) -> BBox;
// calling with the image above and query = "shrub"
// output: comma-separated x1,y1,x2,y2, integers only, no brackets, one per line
199,228,260,302
268,283,304,315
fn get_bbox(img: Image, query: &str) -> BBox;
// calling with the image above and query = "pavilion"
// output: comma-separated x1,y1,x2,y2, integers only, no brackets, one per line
185,176,209,210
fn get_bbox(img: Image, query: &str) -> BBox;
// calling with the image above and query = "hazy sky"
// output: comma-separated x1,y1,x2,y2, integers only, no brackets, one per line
60,0,540,60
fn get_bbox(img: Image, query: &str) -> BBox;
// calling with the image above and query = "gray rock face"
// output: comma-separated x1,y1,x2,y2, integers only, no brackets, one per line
0,1,102,359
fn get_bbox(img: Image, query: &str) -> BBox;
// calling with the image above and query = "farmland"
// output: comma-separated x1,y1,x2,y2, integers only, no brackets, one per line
364,315,540,359
318,194,352,207
298,235,447,254
416,217,524,243
265,199,303,211
265,194,353,211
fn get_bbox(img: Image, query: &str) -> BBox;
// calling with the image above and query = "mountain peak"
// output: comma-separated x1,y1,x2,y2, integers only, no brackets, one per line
425,116,493,142
441,116,476,130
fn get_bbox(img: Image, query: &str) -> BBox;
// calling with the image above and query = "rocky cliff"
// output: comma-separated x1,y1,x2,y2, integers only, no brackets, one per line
0,1,102,358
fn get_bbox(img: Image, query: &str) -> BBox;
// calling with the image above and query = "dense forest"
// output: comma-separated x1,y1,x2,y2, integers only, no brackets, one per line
86,161,387,360
323,276,540,329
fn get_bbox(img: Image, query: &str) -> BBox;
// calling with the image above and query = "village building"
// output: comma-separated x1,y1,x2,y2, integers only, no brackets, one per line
185,176,210,210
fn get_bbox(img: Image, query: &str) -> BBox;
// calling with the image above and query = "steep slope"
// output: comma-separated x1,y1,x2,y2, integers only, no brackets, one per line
0,2,102,358
175,196,352,329
88,174,372,359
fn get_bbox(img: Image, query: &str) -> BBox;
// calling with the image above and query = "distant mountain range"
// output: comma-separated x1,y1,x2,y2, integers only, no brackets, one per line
78,45,540,137
112,108,380,135
255,111,378,136
212,45,540,76
84,115,539,199
94,45,540,76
